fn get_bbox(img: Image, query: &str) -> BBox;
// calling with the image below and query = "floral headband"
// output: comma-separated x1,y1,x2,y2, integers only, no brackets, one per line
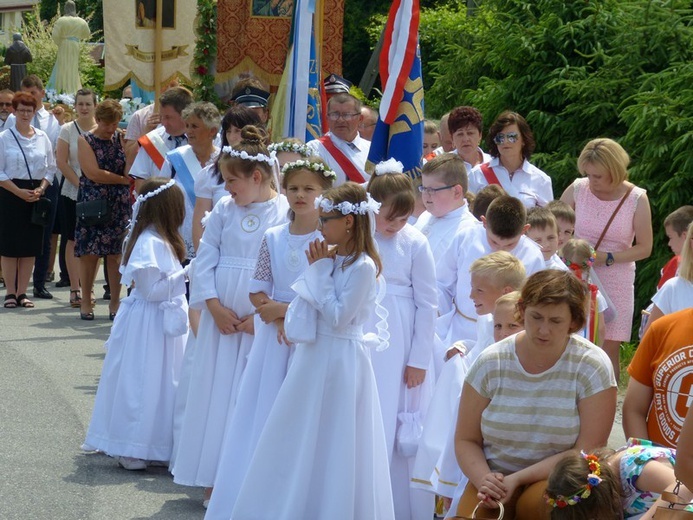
281,160,337,181
221,146,276,165
315,193,381,216
545,452,603,509
561,247,596,279
268,141,313,157
374,158,404,176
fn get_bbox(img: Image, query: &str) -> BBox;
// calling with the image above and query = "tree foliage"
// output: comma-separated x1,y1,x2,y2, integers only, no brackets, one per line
425,0,693,331
40,0,103,35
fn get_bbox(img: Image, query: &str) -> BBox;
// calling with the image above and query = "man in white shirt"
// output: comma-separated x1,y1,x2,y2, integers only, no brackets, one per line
129,87,193,193
0,89,14,131
306,93,370,185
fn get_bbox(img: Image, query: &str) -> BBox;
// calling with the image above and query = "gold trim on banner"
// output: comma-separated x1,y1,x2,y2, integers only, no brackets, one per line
214,55,284,86
104,71,191,93
125,44,189,63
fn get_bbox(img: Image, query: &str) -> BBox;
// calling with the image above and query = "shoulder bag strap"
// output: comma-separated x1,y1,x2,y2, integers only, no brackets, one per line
10,129,33,181
594,185,634,250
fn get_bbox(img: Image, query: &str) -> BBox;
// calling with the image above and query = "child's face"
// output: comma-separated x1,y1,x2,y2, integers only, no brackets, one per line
483,222,524,253
422,132,440,156
493,303,523,342
420,171,463,218
665,225,687,256
318,210,351,250
555,218,575,248
470,273,505,316
225,125,242,147
526,225,559,261
222,167,259,207
374,202,410,238
285,169,323,219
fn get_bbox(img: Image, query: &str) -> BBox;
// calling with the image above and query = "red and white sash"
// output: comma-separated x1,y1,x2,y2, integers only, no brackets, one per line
318,135,366,184
137,129,169,170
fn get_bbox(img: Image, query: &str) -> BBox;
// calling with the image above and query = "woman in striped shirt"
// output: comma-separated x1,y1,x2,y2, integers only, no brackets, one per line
451,270,617,520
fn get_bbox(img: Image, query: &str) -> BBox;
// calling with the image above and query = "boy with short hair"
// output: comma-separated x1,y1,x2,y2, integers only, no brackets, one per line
415,254,526,500
526,206,568,270
436,195,544,348
546,199,576,248
414,154,477,261
470,184,505,221
660,205,693,288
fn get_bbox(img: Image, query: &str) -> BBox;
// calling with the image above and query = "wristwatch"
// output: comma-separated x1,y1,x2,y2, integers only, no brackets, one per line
606,252,615,267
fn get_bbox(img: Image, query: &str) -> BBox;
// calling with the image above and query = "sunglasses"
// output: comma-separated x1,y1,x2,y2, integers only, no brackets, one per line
318,215,346,226
493,132,520,145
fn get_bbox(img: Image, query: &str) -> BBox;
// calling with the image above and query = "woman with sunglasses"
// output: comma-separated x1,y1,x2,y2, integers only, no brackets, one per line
468,111,553,208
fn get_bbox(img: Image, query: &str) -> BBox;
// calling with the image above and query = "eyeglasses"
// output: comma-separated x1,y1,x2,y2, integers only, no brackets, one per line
418,184,456,195
318,215,346,226
359,122,376,129
327,112,360,122
493,132,519,145
0,102,12,107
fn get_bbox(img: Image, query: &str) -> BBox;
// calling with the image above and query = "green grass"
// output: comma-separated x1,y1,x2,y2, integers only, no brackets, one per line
619,341,638,389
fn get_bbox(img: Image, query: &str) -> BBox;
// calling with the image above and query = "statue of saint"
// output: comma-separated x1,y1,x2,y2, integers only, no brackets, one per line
47,1,91,93
4,33,33,92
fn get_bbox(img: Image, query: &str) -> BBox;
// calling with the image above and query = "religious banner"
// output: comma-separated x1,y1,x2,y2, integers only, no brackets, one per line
217,0,343,89
103,0,196,91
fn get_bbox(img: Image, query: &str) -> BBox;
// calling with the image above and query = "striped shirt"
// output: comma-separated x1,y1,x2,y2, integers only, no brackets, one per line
465,333,615,474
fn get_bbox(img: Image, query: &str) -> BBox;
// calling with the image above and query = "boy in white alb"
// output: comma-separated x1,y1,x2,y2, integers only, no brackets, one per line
526,206,569,271
413,255,526,500
414,154,477,266
437,196,545,349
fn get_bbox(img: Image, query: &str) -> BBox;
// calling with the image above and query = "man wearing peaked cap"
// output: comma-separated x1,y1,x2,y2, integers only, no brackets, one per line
231,80,270,124
324,73,352,98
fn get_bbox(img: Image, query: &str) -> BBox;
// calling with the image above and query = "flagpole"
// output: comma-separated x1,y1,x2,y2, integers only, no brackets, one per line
154,0,163,111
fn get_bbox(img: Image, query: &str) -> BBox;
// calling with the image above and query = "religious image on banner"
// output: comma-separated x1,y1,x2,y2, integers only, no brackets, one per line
136,0,176,29
104,0,195,91
252,0,294,17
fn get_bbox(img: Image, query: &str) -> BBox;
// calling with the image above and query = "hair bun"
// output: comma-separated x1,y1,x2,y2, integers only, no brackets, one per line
240,125,264,144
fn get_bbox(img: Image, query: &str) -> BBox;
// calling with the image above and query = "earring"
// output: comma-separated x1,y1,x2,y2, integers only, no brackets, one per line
346,229,350,233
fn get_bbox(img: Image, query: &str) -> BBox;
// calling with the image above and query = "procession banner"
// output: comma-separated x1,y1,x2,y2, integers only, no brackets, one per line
366,0,424,179
271,0,324,141
104,0,196,91
217,0,343,89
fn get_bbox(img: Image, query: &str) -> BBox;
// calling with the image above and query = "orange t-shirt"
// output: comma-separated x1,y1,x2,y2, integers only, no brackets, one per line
628,308,693,448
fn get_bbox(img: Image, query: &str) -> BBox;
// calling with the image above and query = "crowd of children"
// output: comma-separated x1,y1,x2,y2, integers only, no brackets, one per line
80,114,693,520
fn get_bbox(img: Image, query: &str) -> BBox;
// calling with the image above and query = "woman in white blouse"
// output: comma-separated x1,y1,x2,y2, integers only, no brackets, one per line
468,111,554,208
56,88,98,308
0,92,56,308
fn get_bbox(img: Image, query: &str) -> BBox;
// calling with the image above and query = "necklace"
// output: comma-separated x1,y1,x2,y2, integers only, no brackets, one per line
241,213,261,233
285,226,312,272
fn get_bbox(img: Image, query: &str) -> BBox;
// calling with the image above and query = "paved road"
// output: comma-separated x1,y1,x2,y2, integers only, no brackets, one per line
0,282,205,520
0,279,627,520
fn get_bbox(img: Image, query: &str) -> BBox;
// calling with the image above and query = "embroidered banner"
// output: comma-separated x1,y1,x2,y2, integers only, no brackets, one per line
104,0,196,91
217,0,344,89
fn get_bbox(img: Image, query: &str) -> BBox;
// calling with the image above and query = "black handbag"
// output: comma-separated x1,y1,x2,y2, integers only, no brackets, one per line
76,199,111,226
10,129,52,227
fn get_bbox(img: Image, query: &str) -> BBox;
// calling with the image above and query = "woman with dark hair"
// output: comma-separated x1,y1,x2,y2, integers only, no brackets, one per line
191,105,262,251
447,105,490,172
468,111,553,208
76,99,131,321
56,88,98,308
0,91,56,308
451,269,616,519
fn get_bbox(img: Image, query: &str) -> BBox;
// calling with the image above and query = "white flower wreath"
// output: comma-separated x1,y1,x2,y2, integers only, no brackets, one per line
268,141,313,157
221,146,276,165
281,160,337,181
315,193,381,215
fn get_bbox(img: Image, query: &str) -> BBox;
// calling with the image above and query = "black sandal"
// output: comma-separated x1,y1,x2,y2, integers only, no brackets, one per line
80,311,95,321
17,294,34,308
4,294,17,308
70,290,82,308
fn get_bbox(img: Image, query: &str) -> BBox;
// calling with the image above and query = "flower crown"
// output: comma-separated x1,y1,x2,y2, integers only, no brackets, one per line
268,141,313,157
315,193,381,216
221,146,276,165
281,160,337,181
122,179,177,259
374,158,404,176
545,452,603,509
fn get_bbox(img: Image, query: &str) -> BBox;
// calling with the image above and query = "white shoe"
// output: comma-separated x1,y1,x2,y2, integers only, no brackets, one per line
117,456,147,470
202,499,210,509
